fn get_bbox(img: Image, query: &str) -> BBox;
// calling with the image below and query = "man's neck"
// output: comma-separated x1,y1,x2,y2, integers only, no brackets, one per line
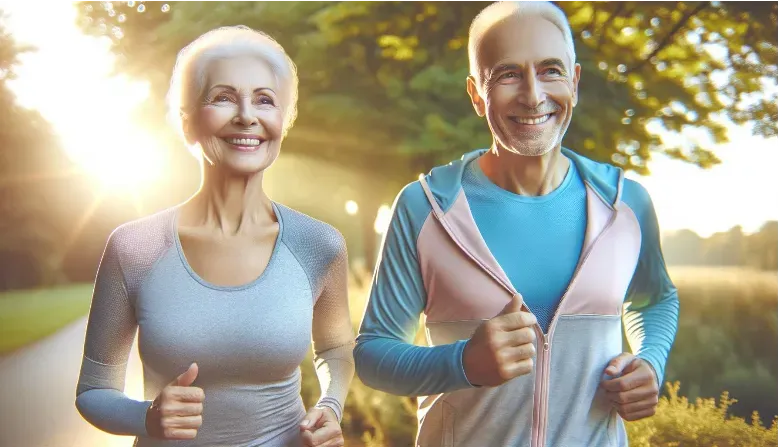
478,144,570,197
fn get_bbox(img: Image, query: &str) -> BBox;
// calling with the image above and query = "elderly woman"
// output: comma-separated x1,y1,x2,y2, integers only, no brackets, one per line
75,26,354,447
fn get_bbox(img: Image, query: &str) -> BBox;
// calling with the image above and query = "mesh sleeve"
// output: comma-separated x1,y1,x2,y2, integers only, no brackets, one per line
75,229,151,436
311,235,355,422
277,204,355,422
75,210,174,436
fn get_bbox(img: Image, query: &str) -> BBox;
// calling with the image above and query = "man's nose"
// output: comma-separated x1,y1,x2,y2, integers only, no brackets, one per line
516,74,545,110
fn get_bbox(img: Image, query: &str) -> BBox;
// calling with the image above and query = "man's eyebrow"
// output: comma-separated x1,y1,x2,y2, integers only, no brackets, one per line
492,63,521,74
538,58,567,69
489,59,568,77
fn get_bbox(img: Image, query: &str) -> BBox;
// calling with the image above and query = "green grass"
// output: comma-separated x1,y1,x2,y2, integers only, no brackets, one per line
0,283,93,354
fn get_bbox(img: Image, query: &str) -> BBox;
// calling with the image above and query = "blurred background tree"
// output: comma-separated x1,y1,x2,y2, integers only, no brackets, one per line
76,1,777,268
0,17,76,289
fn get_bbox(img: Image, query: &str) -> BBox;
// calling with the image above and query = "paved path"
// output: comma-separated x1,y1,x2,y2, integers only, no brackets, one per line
0,317,143,446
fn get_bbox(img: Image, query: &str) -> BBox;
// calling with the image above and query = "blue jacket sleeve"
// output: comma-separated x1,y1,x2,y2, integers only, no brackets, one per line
621,179,680,387
353,183,475,396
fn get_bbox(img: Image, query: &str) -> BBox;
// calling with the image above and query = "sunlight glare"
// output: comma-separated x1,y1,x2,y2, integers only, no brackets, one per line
374,204,392,235
345,200,359,216
2,1,165,193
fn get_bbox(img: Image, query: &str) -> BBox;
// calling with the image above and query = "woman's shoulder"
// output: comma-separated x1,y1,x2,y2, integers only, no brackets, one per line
105,206,178,260
274,202,347,261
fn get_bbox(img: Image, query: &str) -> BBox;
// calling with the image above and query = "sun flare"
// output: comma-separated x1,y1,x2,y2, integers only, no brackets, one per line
2,1,166,193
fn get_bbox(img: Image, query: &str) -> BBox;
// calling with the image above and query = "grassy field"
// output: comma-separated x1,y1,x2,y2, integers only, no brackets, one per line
0,283,93,354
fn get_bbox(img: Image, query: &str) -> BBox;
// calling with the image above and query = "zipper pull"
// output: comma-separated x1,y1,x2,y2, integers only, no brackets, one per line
543,334,549,352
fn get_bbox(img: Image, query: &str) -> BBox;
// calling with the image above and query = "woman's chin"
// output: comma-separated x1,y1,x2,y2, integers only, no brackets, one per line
221,153,278,176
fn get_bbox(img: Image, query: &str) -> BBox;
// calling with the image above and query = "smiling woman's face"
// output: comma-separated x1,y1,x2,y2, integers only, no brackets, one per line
191,55,285,175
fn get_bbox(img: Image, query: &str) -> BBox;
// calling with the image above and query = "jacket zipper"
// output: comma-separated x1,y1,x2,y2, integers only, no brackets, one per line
419,176,621,446
534,207,619,446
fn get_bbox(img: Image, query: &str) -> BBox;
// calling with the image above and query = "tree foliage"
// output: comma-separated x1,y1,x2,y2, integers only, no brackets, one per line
663,221,778,271
78,1,777,178
0,13,72,289
75,1,777,269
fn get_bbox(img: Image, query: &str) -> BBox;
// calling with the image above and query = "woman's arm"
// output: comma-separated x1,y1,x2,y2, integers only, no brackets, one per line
310,236,355,423
75,230,153,436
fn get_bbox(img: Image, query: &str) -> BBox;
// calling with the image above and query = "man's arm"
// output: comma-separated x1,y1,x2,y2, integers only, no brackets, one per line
353,183,475,397
621,179,680,388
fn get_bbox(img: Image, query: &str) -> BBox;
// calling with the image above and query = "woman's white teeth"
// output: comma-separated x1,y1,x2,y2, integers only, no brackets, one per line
516,114,552,125
226,138,261,146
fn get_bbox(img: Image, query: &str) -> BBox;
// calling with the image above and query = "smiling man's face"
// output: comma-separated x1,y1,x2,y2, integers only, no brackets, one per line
467,15,581,157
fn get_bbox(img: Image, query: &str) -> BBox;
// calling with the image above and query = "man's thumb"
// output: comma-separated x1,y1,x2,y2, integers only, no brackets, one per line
175,362,198,387
605,353,634,377
498,293,524,316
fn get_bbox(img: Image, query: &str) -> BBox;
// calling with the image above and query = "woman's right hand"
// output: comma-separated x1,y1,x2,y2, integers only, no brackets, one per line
145,363,205,440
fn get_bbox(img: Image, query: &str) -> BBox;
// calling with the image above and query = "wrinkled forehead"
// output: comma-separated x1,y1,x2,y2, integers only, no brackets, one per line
204,55,280,92
475,16,573,77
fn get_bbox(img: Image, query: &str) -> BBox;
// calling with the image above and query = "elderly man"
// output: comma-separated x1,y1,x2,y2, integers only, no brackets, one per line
353,1,679,446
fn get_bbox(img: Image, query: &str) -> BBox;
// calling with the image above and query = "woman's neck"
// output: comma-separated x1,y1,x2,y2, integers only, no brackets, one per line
182,163,275,235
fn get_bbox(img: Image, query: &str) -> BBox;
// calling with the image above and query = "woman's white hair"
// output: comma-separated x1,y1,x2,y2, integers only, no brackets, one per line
166,25,299,156
468,1,576,85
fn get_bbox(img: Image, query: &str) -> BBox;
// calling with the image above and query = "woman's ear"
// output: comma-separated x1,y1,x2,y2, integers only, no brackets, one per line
181,113,198,146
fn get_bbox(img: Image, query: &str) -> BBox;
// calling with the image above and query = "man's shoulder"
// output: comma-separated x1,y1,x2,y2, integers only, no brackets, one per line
621,177,654,220
392,180,434,226
563,148,622,180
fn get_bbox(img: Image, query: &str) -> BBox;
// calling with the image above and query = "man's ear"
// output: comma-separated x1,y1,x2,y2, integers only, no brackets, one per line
466,76,487,117
571,63,581,108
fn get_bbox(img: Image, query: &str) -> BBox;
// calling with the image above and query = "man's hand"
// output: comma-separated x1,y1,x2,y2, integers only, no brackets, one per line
300,406,344,447
462,294,538,387
600,353,659,421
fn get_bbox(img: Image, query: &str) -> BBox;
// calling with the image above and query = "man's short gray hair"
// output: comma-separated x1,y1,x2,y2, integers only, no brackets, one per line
468,1,576,85
167,25,299,155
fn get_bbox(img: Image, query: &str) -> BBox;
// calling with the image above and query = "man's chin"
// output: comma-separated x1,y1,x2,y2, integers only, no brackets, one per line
499,140,556,157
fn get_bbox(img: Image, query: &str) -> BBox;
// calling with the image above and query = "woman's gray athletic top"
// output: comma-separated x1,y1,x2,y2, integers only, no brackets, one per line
75,203,355,446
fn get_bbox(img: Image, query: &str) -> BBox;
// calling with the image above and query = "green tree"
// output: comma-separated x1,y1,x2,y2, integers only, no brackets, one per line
745,221,778,271
76,1,778,267
0,12,73,289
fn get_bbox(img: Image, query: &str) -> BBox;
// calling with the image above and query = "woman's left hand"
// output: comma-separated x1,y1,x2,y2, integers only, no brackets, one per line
299,407,344,447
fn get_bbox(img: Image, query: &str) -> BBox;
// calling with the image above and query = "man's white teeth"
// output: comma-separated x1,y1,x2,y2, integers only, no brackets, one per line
516,114,552,125
226,138,261,146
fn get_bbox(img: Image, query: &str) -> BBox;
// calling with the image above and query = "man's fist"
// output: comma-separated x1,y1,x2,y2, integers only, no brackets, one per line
462,294,538,387
146,363,205,440
600,353,659,421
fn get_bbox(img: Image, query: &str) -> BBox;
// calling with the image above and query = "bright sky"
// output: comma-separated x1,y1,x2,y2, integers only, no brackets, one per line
1,1,776,237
